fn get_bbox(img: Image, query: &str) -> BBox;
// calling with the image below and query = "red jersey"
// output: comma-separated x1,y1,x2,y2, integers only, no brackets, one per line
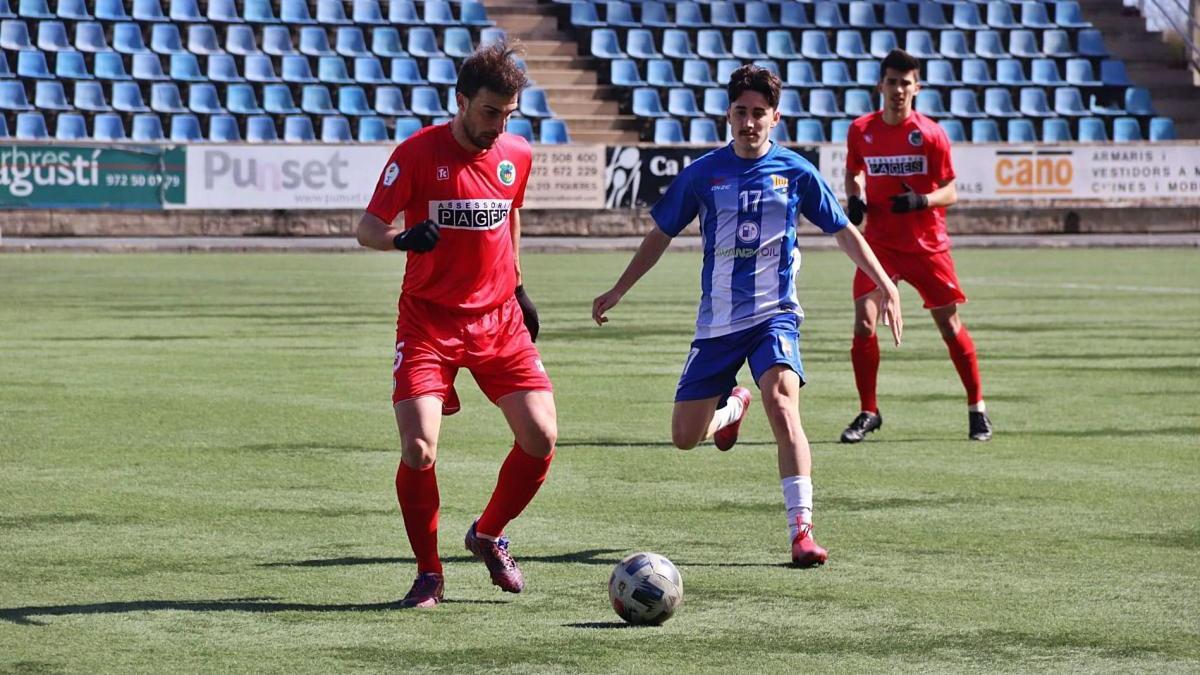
366,122,533,312
846,110,955,254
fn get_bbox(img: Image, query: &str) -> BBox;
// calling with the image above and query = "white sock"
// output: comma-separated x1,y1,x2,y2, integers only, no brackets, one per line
969,400,986,413
781,475,813,540
713,394,744,431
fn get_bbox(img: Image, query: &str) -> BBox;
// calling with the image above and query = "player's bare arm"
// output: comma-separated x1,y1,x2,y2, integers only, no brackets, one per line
356,211,402,251
925,178,957,208
592,227,672,325
835,226,903,346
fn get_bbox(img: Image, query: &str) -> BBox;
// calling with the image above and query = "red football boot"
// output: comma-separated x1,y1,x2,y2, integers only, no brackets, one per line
791,520,828,568
399,572,444,608
713,386,752,451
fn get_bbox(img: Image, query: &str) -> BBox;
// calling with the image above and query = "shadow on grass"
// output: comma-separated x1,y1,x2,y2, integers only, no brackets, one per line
260,548,625,569
0,597,506,626
564,621,638,630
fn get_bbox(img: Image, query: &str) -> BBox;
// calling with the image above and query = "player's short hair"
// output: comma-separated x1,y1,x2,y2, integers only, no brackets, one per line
727,64,781,109
456,41,529,100
880,49,921,78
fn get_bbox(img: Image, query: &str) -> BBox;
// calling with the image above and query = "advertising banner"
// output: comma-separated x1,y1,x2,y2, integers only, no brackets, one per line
0,144,184,209
523,145,606,209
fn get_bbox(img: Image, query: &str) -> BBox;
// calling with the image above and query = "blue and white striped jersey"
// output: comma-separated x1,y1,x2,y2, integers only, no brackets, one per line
651,142,849,340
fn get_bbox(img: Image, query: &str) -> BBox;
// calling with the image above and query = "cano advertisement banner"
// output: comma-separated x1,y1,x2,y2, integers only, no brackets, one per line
818,144,1200,202
0,144,185,209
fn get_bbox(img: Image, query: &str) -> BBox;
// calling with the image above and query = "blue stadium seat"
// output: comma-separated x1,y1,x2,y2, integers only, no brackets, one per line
373,86,406,115
626,29,661,59
646,59,680,87
1007,119,1036,143
245,114,277,142
688,117,718,144
506,117,533,141
744,1,774,28
1052,87,1087,116
301,84,336,114
814,3,845,28
800,30,834,60
786,61,818,88
281,54,317,83
1043,30,1075,59
753,59,780,78
263,83,300,114
808,89,842,117
971,118,1001,143
131,113,164,140
427,57,457,85
766,30,798,60
208,113,240,142
915,89,948,117
926,59,961,87
830,119,851,143
986,1,1018,29
0,79,31,109
949,88,986,118
952,2,983,30
702,88,728,116
1055,1,1091,29
640,0,671,29
93,111,127,140
168,0,201,21
95,0,128,21
520,88,554,117
387,0,418,25
1099,60,1131,87
938,118,966,143
662,29,696,59
843,89,873,116
226,83,263,114
186,24,220,54
317,0,350,24
205,0,239,22
1077,117,1107,142
16,49,50,79
611,59,646,87
780,2,812,28
243,0,276,23
170,52,205,81
632,87,667,117
281,114,314,141
338,85,371,115
975,31,1008,59
422,0,456,26
1124,87,1154,116
244,54,279,82
794,118,825,143
353,56,387,84
224,25,258,55
357,116,387,141
681,59,714,87
15,110,48,138
170,113,202,141
407,27,443,58
540,118,570,144
55,50,91,80
55,112,87,139
112,23,148,54
882,2,914,28
938,30,970,60
917,2,951,30
1089,92,1124,116
208,53,244,83
1065,58,1100,87
836,30,869,60
869,30,897,59
150,81,186,112
607,1,639,28
33,79,69,109
653,117,684,144
0,50,9,78
777,89,804,117
94,52,131,80
1112,117,1141,142
390,57,426,85
321,115,352,142
715,59,740,83
460,1,491,27
352,0,386,25
300,26,334,56
1148,117,1176,141
276,0,312,24
569,2,602,28
36,21,69,51
1018,87,1054,117
847,1,879,28
410,85,447,116
1008,30,1040,59
74,22,107,52
769,121,791,143
706,0,735,28
821,61,853,88
667,87,701,117
393,116,422,141
995,59,1028,86
856,60,880,86
904,30,938,60
732,30,765,60
1077,29,1108,58
1041,118,1072,142
56,0,91,20
133,0,165,21
18,0,53,18
672,1,703,28
371,27,405,58
698,29,732,59
113,80,149,112
1019,1,1054,29
188,82,224,113
443,27,473,59
1031,59,1063,87
150,24,183,54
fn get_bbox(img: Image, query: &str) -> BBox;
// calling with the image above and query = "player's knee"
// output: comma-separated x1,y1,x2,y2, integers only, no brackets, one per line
520,423,557,457
853,317,876,337
670,424,701,450
400,437,437,467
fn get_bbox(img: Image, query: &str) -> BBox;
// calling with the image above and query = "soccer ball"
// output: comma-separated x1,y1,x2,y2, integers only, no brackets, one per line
608,552,683,626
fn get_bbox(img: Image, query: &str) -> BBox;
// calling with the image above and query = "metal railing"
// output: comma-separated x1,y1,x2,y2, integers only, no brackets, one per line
1130,0,1200,80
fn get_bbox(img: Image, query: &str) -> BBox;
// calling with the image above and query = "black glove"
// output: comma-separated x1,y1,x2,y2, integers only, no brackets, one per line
889,183,928,214
393,220,440,252
515,285,539,342
847,195,866,225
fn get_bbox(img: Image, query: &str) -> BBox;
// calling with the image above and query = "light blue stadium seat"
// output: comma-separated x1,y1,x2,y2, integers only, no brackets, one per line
336,26,369,57
732,29,765,60
242,114,276,142
607,1,639,28
150,81,186,112
1055,1,1090,28
208,53,244,83
926,59,960,87
777,89,804,117
1031,59,1063,87
1019,1,1053,29
443,26,473,59
698,29,732,60
915,89,948,117
688,117,718,144
836,30,868,60
0,79,32,109
279,0,313,24
317,0,351,24
938,30,970,60
769,121,791,143
938,118,966,143
93,111,127,140
808,89,842,117
904,30,937,60
971,119,1001,143
133,0,165,21
1043,30,1074,59
1008,30,1040,59
407,27,444,58
321,115,352,142
18,0,53,18
188,82,224,113
963,60,997,88
1006,119,1036,143
801,30,835,60
1124,87,1154,116
74,21,107,52
205,0,239,22
422,0,457,26
986,0,1018,29
715,59,740,84
1065,59,1100,87
427,57,457,85
632,87,667,117
243,0,277,22
869,30,897,59
995,59,1028,86
1041,118,1071,142
281,54,317,83
814,2,845,29
57,51,94,82
394,116,422,141
975,30,1008,59
131,113,164,140
36,20,69,51
301,84,336,114
705,1,735,28
1077,29,1108,58
357,116,387,142
460,0,491,27
150,24,183,55
744,1,774,28
1112,117,1141,142
224,25,258,55
506,117,533,141
821,61,853,88
882,2,913,28
0,51,9,78
952,2,983,29
917,2,951,29
56,0,91,20
33,79,69,109
15,110,48,138
17,49,51,79
766,30,798,60
170,52,205,81
848,1,879,28
338,85,371,115
390,57,426,85
170,113,202,141
95,51,131,80
780,2,812,28
187,24,220,54
653,117,685,144
640,0,671,29
612,59,645,87
949,88,986,118
786,61,818,88
208,114,240,142
667,87,701,117
1053,87,1087,116
539,118,569,144
95,0,128,21
569,1,601,28
843,88,874,116
1089,92,1124,116
1148,117,1175,141
661,29,695,59
55,112,87,139
282,114,315,141
702,88,728,116
352,0,386,25
794,119,825,143
387,0,419,25
1077,117,1107,142
672,1,703,28
856,59,880,86
410,86,447,116
351,56,386,84
113,80,149,112
373,85,406,115
829,118,851,143
1018,87,1054,117
243,54,278,83
226,83,263,114
263,83,300,114
646,59,679,87
371,27,405,58
168,0,201,21
300,26,333,56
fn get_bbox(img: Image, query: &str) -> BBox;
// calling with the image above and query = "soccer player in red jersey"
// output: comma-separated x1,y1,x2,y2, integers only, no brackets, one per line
841,49,993,443
356,42,555,608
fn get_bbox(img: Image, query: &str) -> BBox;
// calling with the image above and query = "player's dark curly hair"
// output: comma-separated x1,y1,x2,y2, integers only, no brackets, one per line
726,64,781,109
881,49,921,77
456,41,529,99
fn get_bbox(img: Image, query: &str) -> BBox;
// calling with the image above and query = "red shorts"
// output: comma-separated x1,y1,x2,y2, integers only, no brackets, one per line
853,244,968,309
392,294,552,406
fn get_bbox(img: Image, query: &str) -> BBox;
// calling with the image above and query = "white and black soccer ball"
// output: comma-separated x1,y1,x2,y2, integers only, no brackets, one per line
608,552,683,626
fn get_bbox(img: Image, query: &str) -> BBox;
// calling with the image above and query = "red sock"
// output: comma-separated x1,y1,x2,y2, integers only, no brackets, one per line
396,461,442,575
851,334,880,413
476,444,554,538
944,326,983,405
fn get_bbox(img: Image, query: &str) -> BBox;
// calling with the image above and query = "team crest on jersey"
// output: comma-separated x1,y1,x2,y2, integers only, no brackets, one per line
430,199,513,230
736,221,760,243
383,162,400,186
908,130,924,147
497,160,517,186
770,174,788,195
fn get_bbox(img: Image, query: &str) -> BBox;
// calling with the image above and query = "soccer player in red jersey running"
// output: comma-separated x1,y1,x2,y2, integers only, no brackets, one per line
356,42,555,608
841,49,993,443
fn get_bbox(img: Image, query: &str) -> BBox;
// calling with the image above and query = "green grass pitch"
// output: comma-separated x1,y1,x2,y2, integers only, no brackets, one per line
1,249,1197,673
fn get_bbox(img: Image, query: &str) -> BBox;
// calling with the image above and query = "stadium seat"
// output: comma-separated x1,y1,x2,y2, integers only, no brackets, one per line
769,122,791,143
698,30,732,60
55,112,86,139
732,30,765,60
352,56,387,85
113,81,149,112
372,86,406,115
33,79,69,109
590,29,624,60
879,2,913,30
390,57,426,85
986,1,1018,29
506,117,533,141
1148,117,1176,141
949,89,986,118
131,113,164,140
244,114,277,142
662,29,696,60
150,81,186,113
1053,87,1087,116
0,50,9,78
370,27,405,58
16,49,50,79
18,0,53,18
821,61,853,88
743,1,773,28
93,112,127,140
282,54,317,83
518,88,552,117
1089,93,1124,116
938,118,966,143
915,90,948,118
1124,87,1154,116
1031,59,1063,87
627,29,661,59
1077,29,1109,58
1020,1,1054,29
188,82,224,113
611,59,645,87
996,59,1028,86
1077,117,1107,142
95,0,128,20
56,0,91,20
1099,60,1132,88
702,88,728,116
460,0,490,27
15,110,47,138
688,117,718,144
608,2,639,29
1007,119,1036,143
814,3,845,29
1065,59,1101,87
1055,1,1091,28
927,60,961,88
916,2,950,30
169,113,202,141
794,118,825,143
869,30,898,60
263,83,301,114
394,116,421,141
427,57,457,85
170,52,205,81
642,59,676,88
423,0,456,26
975,31,1008,59
953,2,983,30
1009,30,1041,59
848,1,879,28
780,2,812,28
301,84,336,115
111,23,148,54
387,0,418,25
443,27,473,59
971,119,1001,143
168,0,201,21
801,30,835,60
0,113,7,137
410,86,447,116
640,0,671,29
95,51,132,80
904,30,937,60
407,27,443,58
1041,118,1072,142
186,24,220,54
828,118,850,143
677,60,711,88
808,89,842,117
352,0,385,25
283,114,315,141
844,89,874,117
223,25,258,55
938,31,970,60
73,21,107,52
242,54,278,83
316,0,350,24
836,30,869,60
208,53,244,83
569,2,601,28
133,0,165,21
321,115,352,142
653,117,684,144
709,1,738,28
672,1,703,28
0,80,32,109
632,87,667,117
55,50,92,81
226,83,263,114
786,61,818,88
338,86,372,116
300,26,334,57
856,60,880,86
357,116,387,142
765,31,798,60
204,0,239,22
1043,30,1075,59
1112,117,1141,142
1018,88,1054,117
667,88,701,117
36,20,69,51
777,89,804,117
208,114,240,141
74,80,110,111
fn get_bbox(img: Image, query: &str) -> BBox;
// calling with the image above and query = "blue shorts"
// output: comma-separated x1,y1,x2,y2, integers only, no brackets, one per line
675,313,806,402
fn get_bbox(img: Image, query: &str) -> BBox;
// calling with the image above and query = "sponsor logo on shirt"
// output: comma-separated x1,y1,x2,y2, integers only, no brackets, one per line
863,155,928,177
710,178,732,191
864,134,873,144
497,160,517,186
737,221,760,243
430,199,513,230
715,245,781,258
436,166,449,181
383,162,400,186
770,174,788,195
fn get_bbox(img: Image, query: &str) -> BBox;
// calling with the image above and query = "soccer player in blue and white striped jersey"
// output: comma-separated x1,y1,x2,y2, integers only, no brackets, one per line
592,65,903,566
